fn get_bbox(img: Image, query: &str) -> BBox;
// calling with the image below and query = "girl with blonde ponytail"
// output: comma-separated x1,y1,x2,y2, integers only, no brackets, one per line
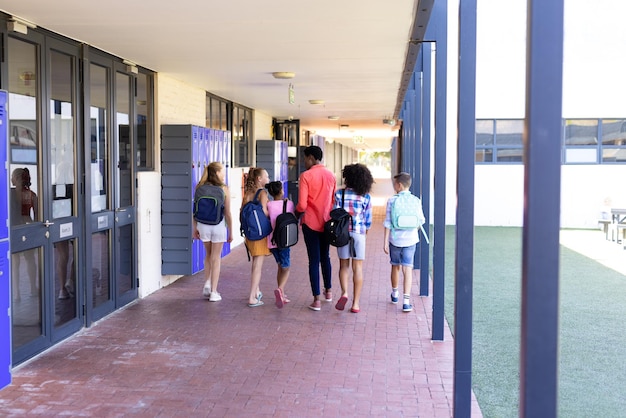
240,167,270,307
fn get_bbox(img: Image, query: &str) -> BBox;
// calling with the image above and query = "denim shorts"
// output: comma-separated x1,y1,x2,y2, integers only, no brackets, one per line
270,247,290,268
389,242,416,267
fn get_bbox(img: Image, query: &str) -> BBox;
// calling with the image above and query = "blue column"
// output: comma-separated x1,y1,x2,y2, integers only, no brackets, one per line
454,0,477,416
419,44,432,297
431,0,448,343
412,70,423,275
520,1,563,416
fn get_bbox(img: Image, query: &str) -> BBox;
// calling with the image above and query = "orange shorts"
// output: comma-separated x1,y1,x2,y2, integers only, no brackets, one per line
245,238,270,257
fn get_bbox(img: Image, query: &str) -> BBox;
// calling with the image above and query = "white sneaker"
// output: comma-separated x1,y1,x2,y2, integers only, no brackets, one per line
209,292,222,302
202,281,211,298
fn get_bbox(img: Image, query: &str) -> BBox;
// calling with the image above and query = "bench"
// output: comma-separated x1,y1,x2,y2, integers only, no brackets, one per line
598,219,613,240
617,224,626,247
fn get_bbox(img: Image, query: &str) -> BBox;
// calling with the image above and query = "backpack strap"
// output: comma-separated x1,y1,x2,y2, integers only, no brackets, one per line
253,188,265,202
282,198,288,213
340,188,356,256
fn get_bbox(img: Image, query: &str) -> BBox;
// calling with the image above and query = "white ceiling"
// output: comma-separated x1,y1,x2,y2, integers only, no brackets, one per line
1,1,428,151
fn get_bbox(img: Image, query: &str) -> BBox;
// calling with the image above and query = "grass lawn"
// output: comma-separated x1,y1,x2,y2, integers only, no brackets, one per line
442,226,626,417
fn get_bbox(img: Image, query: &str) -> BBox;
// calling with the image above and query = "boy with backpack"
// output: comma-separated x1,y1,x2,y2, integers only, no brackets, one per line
382,172,426,313
265,181,297,309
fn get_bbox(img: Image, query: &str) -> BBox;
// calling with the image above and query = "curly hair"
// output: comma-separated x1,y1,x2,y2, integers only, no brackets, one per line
197,162,225,189
343,163,374,196
244,167,266,194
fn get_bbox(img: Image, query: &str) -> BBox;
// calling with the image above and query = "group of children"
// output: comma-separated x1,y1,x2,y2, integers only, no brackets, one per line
191,161,425,314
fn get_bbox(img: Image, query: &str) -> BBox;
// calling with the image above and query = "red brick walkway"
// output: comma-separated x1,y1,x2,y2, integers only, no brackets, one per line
0,178,482,417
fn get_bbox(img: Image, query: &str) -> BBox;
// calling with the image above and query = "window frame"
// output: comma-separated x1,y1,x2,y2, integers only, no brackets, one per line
475,117,626,165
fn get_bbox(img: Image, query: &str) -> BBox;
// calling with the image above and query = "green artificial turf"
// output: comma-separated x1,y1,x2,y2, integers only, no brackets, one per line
441,226,626,418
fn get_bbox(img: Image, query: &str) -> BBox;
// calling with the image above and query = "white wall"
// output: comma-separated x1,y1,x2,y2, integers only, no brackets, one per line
137,77,274,297
136,75,218,296
440,0,626,229
136,171,162,298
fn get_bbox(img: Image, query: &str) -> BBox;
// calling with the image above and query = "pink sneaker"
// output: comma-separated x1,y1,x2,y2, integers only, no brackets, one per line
324,289,332,302
308,300,321,311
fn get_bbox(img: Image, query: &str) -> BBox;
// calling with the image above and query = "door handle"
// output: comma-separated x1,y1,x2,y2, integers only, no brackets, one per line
116,208,127,213
43,220,55,227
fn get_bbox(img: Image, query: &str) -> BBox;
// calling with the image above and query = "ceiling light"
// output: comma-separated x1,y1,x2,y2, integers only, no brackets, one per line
328,116,340,120
272,72,295,79
309,99,324,105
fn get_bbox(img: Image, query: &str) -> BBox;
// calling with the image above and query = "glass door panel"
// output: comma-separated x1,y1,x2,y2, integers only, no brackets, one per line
91,230,111,308
8,36,47,358
53,239,76,327
49,47,80,331
90,64,109,214
87,59,115,321
114,70,137,304
10,248,42,349
50,51,76,219
116,72,132,208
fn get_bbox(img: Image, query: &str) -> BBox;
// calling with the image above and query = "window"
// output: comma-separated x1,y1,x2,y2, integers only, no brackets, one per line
136,70,154,170
476,118,626,164
232,104,252,167
475,119,523,163
206,93,230,131
563,119,598,163
600,119,626,163
205,93,252,167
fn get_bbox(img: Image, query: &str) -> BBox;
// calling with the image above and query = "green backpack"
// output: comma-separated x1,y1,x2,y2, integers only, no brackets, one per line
391,192,425,230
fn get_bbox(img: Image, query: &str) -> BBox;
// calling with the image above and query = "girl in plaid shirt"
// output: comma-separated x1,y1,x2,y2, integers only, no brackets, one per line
333,163,374,313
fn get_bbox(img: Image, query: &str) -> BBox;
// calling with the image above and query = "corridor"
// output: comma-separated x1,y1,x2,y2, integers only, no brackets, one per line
0,177,482,417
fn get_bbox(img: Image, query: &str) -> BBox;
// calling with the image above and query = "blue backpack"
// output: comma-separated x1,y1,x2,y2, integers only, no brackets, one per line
193,184,225,225
240,188,273,240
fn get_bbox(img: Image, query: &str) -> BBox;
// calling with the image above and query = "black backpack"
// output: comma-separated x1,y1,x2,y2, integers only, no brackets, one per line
240,188,273,240
193,184,225,225
271,199,299,249
324,189,353,248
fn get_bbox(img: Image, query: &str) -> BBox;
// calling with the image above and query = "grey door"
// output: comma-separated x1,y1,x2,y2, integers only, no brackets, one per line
8,32,83,364
85,53,138,324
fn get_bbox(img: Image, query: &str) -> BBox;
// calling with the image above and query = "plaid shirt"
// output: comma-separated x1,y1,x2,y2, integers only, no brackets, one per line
334,188,372,235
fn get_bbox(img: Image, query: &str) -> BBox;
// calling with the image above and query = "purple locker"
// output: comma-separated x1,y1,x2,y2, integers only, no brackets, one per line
214,129,221,164
224,131,231,187
208,129,215,162
0,239,10,389
192,126,201,194
0,90,7,240
198,127,206,175
221,130,231,258
202,128,209,165
193,239,203,274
